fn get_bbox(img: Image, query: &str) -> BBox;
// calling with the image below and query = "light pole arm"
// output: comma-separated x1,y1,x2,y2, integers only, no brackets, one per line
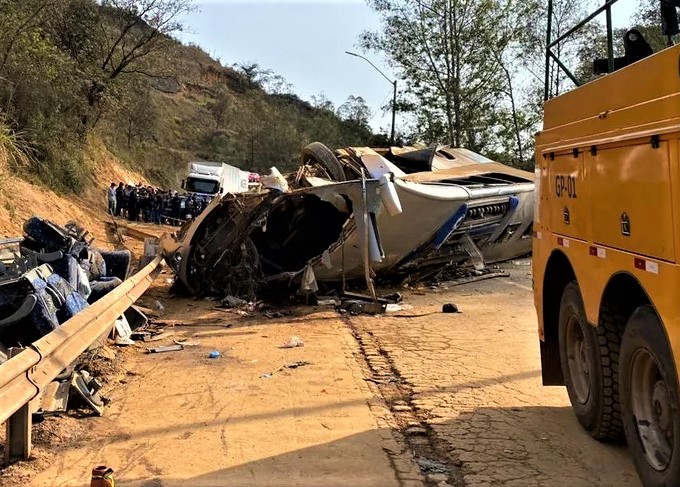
345,51,394,85
345,51,398,144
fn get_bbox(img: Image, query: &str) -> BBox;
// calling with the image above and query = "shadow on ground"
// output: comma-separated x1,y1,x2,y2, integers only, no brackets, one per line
111,405,639,487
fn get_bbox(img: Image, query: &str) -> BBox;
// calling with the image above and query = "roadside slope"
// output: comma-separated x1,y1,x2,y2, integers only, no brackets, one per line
0,143,149,244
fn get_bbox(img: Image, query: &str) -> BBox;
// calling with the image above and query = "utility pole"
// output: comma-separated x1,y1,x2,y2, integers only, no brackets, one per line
345,51,397,144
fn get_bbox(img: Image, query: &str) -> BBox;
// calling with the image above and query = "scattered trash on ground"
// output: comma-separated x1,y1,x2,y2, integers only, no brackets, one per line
283,360,310,369
385,303,414,313
442,303,459,313
208,350,221,359
154,300,165,311
114,335,135,346
143,331,176,342
262,360,312,378
147,344,184,354
37,380,71,416
71,371,105,416
383,292,403,303
221,295,248,308
278,336,304,348
434,269,510,289
340,300,387,316
264,310,286,319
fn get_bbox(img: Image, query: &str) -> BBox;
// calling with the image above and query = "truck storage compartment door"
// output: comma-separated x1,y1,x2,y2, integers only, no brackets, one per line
547,151,588,241
589,142,675,262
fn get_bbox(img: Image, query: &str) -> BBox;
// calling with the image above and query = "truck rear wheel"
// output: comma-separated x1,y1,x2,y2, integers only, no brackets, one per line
559,281,622,440
620,305,680,487
301,142,346,182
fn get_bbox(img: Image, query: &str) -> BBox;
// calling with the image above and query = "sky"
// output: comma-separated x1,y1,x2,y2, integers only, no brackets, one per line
177,0,639,133
177,0,395,132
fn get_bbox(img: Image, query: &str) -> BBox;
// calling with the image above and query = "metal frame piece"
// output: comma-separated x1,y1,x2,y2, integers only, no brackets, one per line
545,0,620,100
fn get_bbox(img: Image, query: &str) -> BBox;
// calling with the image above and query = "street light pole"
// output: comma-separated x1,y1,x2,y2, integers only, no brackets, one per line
345,51,397,144
390,78,396,144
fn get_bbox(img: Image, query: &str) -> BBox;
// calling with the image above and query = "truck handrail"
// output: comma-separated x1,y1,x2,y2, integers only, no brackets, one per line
544,0,620,100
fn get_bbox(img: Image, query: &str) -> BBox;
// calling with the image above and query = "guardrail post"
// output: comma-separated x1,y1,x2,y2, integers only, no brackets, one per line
4,348,32,464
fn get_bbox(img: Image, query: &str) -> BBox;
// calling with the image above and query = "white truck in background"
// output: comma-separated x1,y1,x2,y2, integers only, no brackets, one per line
182,161,250,197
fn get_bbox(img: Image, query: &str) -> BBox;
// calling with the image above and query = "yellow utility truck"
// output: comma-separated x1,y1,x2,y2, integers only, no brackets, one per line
533,1,680,486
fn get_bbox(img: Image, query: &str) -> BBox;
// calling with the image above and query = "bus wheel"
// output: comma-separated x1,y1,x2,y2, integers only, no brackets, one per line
301,142,346,182
621,305,680,487
559,282,620,440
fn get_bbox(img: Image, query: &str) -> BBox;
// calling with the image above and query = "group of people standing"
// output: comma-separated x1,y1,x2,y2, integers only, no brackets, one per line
107,182,211,226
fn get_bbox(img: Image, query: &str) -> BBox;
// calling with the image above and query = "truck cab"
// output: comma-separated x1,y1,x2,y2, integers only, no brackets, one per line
184,174,221,196
183,161,251,198
533,2,680,486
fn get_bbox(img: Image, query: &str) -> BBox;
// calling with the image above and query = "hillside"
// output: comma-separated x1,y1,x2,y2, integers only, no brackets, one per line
0,1,383,194
0,142,146,242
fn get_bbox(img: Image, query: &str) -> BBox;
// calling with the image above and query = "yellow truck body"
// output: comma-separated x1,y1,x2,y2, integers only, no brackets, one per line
534,41,680,487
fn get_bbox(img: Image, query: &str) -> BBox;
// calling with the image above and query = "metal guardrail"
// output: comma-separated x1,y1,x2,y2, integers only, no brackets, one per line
0,254,163,462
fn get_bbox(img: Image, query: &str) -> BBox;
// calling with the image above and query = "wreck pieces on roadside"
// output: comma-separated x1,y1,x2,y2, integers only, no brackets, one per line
0,217,132,354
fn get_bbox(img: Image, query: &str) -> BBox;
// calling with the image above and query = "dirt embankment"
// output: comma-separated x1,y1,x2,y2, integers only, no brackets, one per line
0,143,149,244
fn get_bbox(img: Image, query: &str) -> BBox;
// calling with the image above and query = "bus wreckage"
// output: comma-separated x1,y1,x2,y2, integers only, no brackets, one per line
160,144,535,298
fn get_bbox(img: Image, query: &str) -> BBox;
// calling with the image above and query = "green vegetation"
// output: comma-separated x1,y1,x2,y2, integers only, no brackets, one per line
362,0,670,169
0,0,382,192
0,0,669,188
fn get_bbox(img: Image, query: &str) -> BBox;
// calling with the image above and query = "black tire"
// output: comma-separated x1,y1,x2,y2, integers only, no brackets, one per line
301,142,346,182
620,305,680,487
559,281,623,440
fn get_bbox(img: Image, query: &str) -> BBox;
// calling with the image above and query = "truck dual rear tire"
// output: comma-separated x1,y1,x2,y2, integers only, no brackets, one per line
558,281,623,441
620,305,680,487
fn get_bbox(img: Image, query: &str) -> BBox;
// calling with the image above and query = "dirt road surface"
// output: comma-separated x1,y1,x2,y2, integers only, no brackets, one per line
23,260,641,486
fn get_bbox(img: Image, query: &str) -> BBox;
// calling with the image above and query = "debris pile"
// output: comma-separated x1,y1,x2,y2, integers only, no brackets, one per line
0,217,132,361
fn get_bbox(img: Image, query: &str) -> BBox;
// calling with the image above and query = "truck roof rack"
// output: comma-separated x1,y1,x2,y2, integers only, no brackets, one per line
544,0,678,101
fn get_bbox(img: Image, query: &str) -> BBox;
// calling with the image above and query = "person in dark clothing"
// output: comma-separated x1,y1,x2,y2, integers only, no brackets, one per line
152,191,163,224
170,192,181,226
127,187,138,221
107,182,117,215
137,186,149,222
115,182,125,217
185,195,196,221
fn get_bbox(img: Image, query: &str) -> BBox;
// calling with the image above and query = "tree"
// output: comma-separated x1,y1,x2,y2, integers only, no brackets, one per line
362,0,542,157
632,0,671,51
310,93,335,112
233,62,293,94
337,95,371,129
0,0,57,77
109,77,157,148
47,0,196,131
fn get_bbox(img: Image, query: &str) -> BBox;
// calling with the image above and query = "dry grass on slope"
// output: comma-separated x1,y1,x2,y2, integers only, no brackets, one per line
0,136,148,245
